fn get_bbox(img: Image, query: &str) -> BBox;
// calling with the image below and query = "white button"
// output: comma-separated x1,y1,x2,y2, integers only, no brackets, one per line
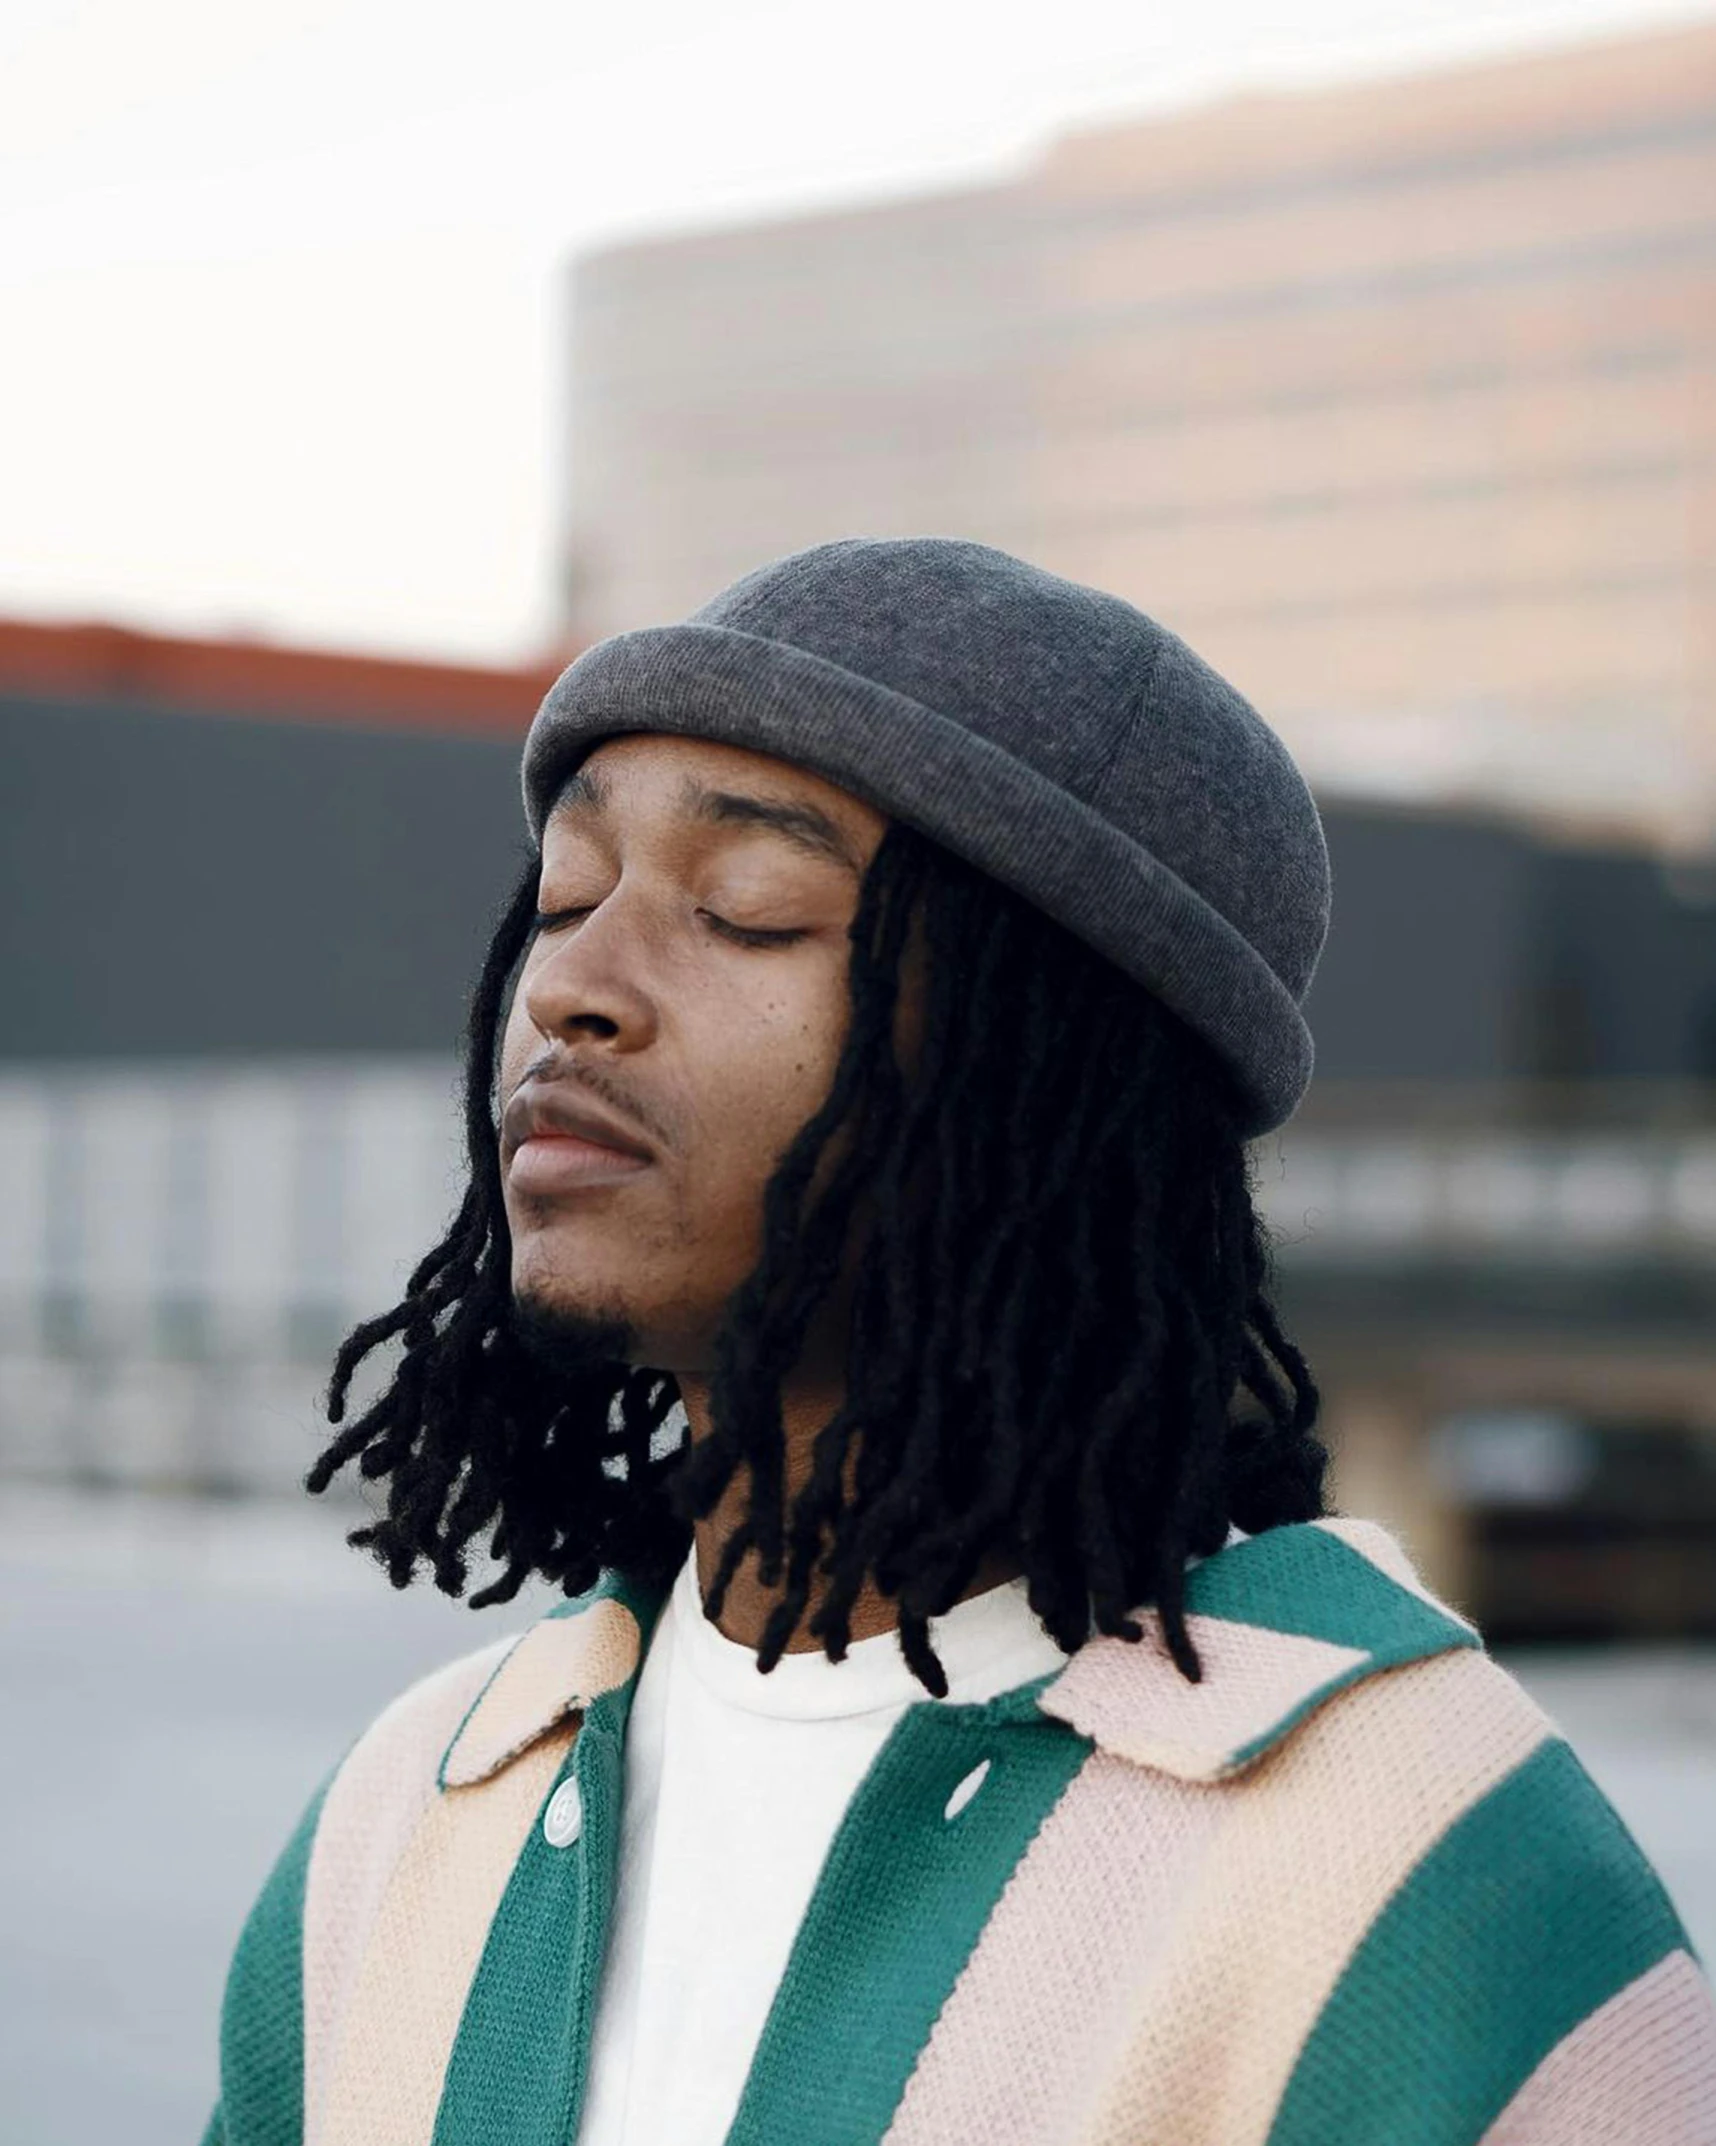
943,1759,991,1822
542,1778,584,1848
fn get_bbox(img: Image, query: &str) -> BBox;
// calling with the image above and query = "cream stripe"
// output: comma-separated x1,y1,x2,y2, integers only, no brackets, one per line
884,1752,1223,2146
441,1596,640,1786
303,1636,518,2146
1082,1649,1553,2146
1479,1950,1716,2145
319,1724,577,2146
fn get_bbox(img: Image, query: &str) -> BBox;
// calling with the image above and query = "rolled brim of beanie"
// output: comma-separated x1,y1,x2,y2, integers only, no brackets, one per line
522,623,1312,1138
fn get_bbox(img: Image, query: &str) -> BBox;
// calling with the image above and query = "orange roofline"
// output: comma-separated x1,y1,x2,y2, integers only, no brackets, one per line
0,615,575,737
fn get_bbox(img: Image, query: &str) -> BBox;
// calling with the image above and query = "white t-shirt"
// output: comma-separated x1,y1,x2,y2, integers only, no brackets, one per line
575,1546,1071,2146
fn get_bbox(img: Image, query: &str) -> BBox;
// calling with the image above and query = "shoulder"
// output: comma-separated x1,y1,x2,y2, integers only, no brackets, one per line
306,1559,661,1834
1262,1665,1708,2143
214,1627,522,2146
1042,1514,1677,1902
1039,1516,1713,2142
298,1566,661,1966
216,1572,664,2146
306,1627,523,1894
1042,1513,1506,1784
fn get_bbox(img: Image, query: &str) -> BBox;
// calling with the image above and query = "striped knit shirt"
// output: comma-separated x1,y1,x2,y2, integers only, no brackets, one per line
204,1515,1716,2145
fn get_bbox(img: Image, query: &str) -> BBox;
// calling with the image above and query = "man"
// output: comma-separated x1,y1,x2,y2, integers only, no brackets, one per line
206,538,1715,2145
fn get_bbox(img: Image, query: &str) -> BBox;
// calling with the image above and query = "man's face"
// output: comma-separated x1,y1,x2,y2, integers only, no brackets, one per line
497,733,890,1373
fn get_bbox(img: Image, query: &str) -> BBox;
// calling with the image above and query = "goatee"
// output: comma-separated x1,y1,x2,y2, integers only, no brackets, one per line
507,1292,637,1379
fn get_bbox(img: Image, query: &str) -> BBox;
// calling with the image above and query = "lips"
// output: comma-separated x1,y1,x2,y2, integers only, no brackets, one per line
502,1083,656,1195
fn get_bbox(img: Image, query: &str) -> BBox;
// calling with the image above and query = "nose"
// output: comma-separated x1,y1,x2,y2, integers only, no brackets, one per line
520,892,659,1052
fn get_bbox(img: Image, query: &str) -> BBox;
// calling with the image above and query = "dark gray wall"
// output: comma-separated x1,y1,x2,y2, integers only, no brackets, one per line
5,693,1711,1079
3,694,529,1059
1300,809,1540,1082
1534,847,1716,1081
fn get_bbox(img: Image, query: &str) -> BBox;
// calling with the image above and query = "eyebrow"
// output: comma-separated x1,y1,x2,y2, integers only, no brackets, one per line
681,780,861,871
550,764,609,818
548,763,860,873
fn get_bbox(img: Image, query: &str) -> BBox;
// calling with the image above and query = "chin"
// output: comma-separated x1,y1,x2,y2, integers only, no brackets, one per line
506,1286,639,1374
510,1233,634,1323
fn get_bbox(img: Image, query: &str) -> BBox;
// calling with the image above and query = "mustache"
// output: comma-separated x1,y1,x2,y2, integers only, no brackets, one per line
505,1047,678,1154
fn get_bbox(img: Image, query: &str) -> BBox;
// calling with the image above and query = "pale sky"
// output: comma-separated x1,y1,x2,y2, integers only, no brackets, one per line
2,0,1710,664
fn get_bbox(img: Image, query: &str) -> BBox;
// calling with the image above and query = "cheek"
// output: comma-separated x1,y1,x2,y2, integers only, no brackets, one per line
737,973,847,1129
678,970,851,1201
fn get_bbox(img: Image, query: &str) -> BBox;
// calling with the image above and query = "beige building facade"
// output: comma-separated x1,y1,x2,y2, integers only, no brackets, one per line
564,25,1716,1625
566,21,1716,852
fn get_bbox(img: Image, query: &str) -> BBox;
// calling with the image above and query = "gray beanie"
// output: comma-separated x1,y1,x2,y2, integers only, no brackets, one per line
522,537,1330,1137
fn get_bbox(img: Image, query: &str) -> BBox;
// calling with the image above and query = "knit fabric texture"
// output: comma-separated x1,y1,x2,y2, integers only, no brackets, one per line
202,1519,1716,2146
520,538,1332,1137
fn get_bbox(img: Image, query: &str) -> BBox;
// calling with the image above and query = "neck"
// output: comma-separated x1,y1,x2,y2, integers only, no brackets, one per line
674,1371,1019,1655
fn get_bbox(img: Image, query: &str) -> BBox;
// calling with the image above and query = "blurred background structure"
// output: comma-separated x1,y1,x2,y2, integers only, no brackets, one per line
6,622,1716,1634
566,15,1716,1642
567,22,1716,855
0,619,555,1496
6,13,1714,1629
3,8,1716,2142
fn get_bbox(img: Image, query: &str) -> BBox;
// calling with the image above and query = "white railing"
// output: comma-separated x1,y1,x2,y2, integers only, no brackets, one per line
1255,1130,1716,1258
0,1059,464,1493
1,1061,1713,1491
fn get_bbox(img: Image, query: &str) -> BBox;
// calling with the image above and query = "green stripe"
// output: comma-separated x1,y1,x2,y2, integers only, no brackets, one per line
540,1563,667,1634
1266,1737,1690,2146
217,1770,331,2146
1186,1524,1475,1663
726,1701,1093,2146
430,1682,630,2146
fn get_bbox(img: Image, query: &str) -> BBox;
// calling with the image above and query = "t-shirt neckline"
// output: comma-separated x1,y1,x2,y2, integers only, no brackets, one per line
666,1544,1069,1722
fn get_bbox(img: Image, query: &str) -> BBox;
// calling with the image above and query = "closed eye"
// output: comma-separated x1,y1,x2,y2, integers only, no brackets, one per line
698,910,809,949
532,904,807,949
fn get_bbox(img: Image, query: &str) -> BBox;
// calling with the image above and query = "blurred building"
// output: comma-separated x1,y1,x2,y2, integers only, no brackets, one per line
0,618,561,1062
561,20,1716,1638
0,618,557,1496
566,18,1716,853
10,5,1716,1643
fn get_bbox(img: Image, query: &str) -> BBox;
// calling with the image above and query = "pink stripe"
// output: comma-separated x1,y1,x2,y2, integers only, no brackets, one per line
1480,1950,1716,2145
884,1751,1223,2145
1040,1614,1369,1782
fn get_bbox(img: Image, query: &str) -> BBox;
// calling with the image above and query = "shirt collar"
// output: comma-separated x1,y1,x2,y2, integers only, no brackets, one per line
1035,1516,1480,1781
438,1517,1478,1791
439,1565,668,1789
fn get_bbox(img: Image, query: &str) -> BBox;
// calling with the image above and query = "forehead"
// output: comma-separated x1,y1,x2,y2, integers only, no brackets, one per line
545,733,889,846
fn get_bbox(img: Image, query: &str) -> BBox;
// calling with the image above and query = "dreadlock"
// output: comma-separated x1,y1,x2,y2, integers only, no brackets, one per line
308,819,1326,1692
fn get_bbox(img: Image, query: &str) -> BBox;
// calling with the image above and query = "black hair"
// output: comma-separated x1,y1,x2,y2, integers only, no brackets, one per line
307,819,1326,1694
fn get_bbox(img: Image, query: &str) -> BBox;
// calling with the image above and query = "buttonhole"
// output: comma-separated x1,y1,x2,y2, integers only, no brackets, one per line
943,1758,991,1822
